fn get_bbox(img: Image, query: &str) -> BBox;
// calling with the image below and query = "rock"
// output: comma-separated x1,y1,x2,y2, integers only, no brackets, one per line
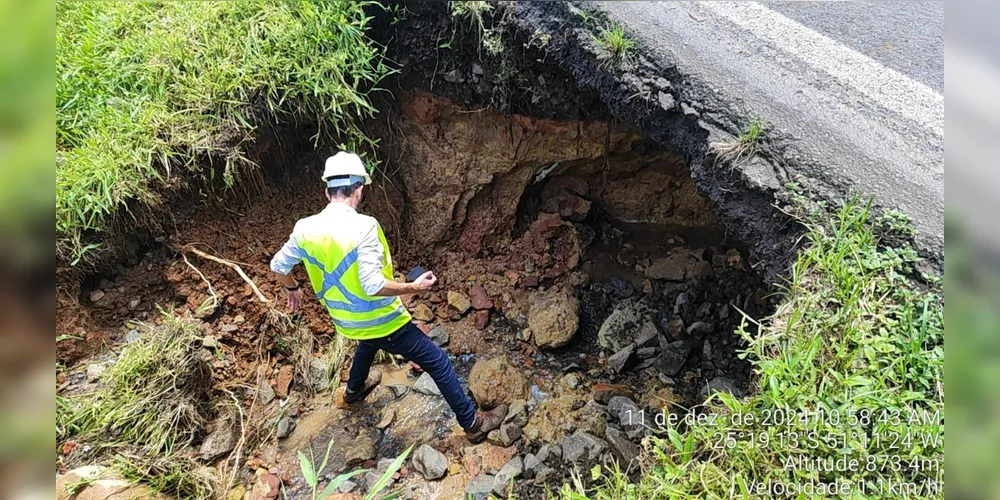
597,299,654,352
609,278,634,299
609,396,647,440
561,359,588,373
258,381,275,405
657,90,676,110
199,420,236,461
468,357,527,407
528,287,579,349
686,321,713,336
55,466,169,500
413,372,442,396
447,291,473,315
474,310,490,330
462,442,517,476
411,303,434,322
124,329,140,343
249,473,282,500
337,480,357,493
636,347,657,359
560,430,608,463
642,279,654,295
221,324,239,333
386,384,409,399
345,434,376,466
498,423,522,446
605,427,640,468
644,253,703,281
309,357,330,391
696,302,713,318
592,382,631,403
89,290,106,302
536,443,562,465
634,320,660,347
654,341,691,376
376,408,395,430
492,457,524,496
469,285,494,310
699,376,742,399
427,325,449,346
534,465,558,485
662,318,685,340
703,340,713,360
504,399,528,427
412,444,448,480
443,68,462,83
274,365,293,398
523,453,541,479
726,248,742,268
276,417,296,439
563,373,581,390
86,363,107,381
472,62,485,75
465,474,495,500
674,293,692,316
608,344,635,373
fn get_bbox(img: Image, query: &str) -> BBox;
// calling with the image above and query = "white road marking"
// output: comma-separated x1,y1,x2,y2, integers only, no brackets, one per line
699,1,944,138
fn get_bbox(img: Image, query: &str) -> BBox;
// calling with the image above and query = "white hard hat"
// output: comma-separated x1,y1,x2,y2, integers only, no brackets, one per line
322,152,372,187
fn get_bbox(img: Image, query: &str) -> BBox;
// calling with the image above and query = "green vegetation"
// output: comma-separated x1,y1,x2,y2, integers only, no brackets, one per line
56,1,391,264
710,117,766,166
59,314,217,497
572,193,943,499
296,439,411,499
593,21,634,67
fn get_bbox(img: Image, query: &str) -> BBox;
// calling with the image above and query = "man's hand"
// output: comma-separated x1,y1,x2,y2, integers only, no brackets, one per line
411,271,437,292
286,288,304,312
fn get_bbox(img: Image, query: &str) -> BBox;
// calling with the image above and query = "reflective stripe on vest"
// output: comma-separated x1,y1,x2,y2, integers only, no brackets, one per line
300,249,396,314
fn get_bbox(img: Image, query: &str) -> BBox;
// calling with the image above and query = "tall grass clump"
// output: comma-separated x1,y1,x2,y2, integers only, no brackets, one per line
572,192,943,499
593,21,634,67
56,1,391,265
60,313,217,497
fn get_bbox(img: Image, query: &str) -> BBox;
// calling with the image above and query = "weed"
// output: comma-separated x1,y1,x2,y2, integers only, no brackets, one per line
710,117,766,166
577,194,943,498
450,1,493,35
59,312,216,497
56,1,392,264
593,21,634,67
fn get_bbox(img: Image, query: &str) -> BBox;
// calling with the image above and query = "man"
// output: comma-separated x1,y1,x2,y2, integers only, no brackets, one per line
270,152,507,443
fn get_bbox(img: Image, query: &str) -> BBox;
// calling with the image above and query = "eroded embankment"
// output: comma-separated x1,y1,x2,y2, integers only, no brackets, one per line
57,3,795,498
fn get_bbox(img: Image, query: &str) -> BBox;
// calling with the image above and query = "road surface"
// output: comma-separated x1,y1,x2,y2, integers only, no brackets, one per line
595,1,944,254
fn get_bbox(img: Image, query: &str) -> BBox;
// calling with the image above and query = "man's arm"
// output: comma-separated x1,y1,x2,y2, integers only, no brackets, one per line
271,232,306,310
356,221,437,296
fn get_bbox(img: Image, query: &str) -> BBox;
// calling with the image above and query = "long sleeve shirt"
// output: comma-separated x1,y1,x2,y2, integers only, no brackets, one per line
270,202,388,295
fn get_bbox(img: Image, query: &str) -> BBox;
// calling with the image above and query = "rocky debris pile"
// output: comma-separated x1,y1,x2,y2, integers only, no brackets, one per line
404,278,499,339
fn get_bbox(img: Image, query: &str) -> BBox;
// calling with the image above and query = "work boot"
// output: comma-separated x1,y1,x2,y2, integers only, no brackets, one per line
466,404,508,443
343,370,382,404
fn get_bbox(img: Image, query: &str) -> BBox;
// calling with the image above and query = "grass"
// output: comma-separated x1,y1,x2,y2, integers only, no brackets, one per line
297,440,411,500
56,1,391,265
567,191,943,499
593,21,634,67
710,118,766,166
59,313,217,497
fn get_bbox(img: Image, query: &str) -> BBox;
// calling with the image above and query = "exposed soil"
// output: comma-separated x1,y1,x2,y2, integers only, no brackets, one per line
57,4,789,498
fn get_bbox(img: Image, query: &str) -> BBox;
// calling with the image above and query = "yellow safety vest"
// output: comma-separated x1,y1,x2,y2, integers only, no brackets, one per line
297,216,410,340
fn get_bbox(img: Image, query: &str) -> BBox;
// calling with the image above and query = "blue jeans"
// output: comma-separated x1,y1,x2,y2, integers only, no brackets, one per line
346,322,477,430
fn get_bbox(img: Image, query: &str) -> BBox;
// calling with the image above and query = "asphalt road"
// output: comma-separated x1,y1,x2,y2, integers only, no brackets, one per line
595,1,944,255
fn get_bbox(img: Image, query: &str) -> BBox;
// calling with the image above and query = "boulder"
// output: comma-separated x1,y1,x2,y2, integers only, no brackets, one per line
560,430,608,463
276,417,295,439
605,427,640,469
468,357,527,407
448,291,473,315
498,423,522,447
199,419,236,461
413,372,442,396
654,341,691,376
412,444,448,480
644,253,704,281
428,325,449,346
597,299,654,352
528,287,580,349
492,457,524,496
465,474,495,500
345,433,376,466
469,285,494,310
608,344,635,373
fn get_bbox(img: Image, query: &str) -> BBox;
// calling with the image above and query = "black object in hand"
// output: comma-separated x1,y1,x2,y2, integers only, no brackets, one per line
407,265,426,282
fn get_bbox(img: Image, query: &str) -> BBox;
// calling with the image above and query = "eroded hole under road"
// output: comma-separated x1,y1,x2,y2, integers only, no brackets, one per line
58,90,777,497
